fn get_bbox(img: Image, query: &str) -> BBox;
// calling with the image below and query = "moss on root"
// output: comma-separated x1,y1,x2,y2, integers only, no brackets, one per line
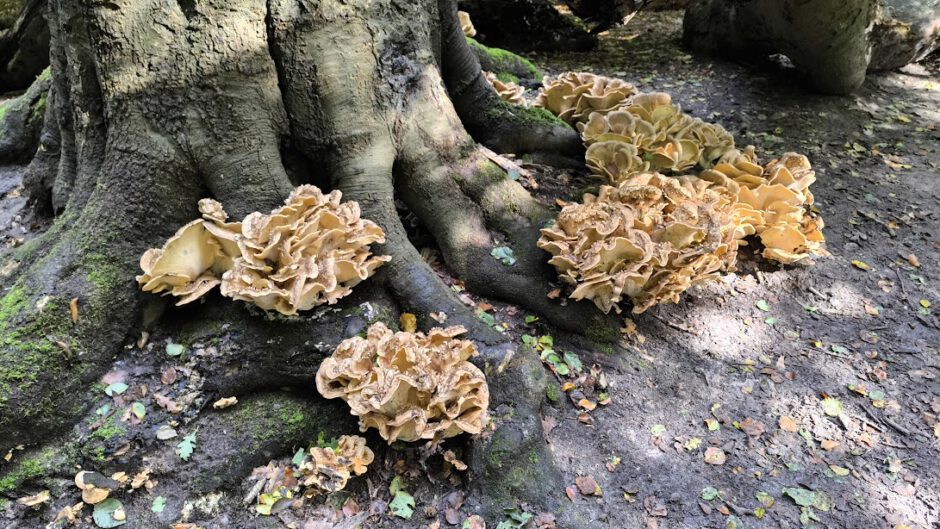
466,37,541,80
0,444,77,494
486,100,569,129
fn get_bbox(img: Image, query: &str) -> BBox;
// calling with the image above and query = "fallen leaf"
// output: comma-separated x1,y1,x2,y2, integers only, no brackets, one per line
575,475,601,496
704,447,726,465
821,397,843,417
17,490,50,508
907,254,920,267
70,298,79,323
154,393,179,413
779,416,798,432
820,440,839,451
851,260,871,271
212,397,238,410
829,465,850,477
740,418,765,437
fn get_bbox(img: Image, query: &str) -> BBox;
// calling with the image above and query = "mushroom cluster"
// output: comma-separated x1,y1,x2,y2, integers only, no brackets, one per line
538,173,743,314
299,435,374,493
316,323,490,443
484,71,526,106
137,185,390,315
458,10,476,38
700,147,826,264
580,93,735,175
534,72,638,124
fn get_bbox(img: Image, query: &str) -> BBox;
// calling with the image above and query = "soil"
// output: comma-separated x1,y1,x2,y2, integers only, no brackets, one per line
1,9,938,529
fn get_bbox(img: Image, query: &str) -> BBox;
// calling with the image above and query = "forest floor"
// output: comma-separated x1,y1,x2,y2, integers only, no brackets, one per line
1,9,938,529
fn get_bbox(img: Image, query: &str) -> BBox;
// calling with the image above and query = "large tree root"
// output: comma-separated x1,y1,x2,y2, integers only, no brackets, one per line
0,0,617,525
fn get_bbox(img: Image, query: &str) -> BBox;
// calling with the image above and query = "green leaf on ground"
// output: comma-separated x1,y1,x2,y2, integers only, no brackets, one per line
165,343,186,357
93,498,126,528
104,383,128,397
177,433,196,461
821,397,843,417
151,496,166,513
701,486,720,500
650,424,666,437
389,490,415,519
756,300,770,311
490,246,517,266
130,402,146,420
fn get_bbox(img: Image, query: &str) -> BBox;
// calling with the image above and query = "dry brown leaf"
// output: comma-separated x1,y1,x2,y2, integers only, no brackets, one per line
212,396,238,410
704,447,726,465
779,416,798,432
575,475,601,496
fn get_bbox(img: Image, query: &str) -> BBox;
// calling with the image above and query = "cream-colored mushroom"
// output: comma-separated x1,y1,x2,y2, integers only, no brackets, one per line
484,71,526,106
458,11,476,38
316,323,490,443
300,435,374,492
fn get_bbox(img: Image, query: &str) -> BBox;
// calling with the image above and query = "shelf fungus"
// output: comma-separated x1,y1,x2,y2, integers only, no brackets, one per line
316,322,490,443
534,72,637,124
700,147,826,264
138,185,390,314
579,93,735,174
484,71,526,106
458,10,476,38
538,173,742,314
300,435,374,493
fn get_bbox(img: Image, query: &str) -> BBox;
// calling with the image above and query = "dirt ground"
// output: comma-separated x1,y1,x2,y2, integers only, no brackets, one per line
1,9,938,529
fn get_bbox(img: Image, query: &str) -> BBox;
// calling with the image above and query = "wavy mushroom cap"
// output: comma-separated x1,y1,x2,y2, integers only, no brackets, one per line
585,141,651,185
483,71,526,106
316,323,490,443
300,435,374,493
578,91,735,175
704,147,825,264
458,11,476,37
138,186,389,312
535,72,637,124
539,173,743,314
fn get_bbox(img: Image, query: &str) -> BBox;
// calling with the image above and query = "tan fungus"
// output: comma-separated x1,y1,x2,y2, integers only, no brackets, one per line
316,322,490,443
534,72,637,124
300,435,374,493
538,173,742,313
484,71,526,106
138,185,390,315
458,10,476,38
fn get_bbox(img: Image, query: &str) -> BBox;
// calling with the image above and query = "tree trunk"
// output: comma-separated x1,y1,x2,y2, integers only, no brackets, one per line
0,0,619,524
0,0,48,91
683,0,876,95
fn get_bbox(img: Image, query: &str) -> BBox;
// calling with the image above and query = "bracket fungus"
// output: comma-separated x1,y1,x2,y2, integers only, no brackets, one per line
458,10,476,38
579,93,735,174
484,71,526,106
137,185,390,315
534,72,638,124
300,435,374,493
700,147,826,264
538,173,742,314
316,323,490,443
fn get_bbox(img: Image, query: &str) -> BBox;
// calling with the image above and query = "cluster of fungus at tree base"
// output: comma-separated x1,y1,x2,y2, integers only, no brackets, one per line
137,185,390,315
299,435,374,494
538,173,742,314
534,72,826,312
484,71,526,106
316,323,490,443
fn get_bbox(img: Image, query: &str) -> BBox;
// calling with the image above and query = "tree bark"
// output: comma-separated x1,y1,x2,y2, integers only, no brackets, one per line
683,0,876,95
0,0,48,91
0,0,619,523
